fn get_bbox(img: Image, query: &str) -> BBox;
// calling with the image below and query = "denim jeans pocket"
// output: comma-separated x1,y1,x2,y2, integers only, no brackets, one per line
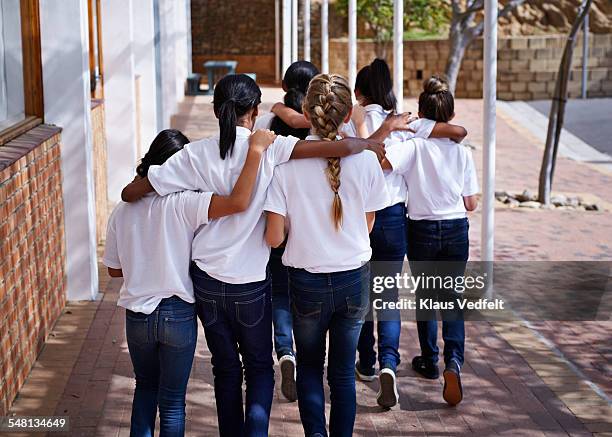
196,295,218,327
126,312,150,347
345,292,368,320
161,309,196,348
291,294,323,322
235,293,266,328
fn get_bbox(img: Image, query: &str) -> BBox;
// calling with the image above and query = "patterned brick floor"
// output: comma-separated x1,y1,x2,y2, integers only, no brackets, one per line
8,92,612,436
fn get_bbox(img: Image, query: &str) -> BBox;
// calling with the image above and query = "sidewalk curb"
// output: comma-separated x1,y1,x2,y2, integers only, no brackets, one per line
497,101,612,176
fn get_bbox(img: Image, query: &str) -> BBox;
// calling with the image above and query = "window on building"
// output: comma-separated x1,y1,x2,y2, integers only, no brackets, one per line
0,0,43,146
0,0,25,132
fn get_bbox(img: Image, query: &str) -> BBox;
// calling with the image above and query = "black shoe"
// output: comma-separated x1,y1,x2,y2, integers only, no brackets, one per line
355,361,376,382
443,359,463,406
411,356,439,379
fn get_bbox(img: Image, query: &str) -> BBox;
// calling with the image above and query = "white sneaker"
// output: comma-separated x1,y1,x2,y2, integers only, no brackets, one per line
278,354,297,402
377,368,399,409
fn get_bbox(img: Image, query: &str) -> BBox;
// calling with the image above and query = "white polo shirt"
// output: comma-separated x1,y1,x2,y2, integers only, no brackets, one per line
147,127,299,284
344,104,436,205
385,137,479,221
103,191,213,314
254,112,275,130
264,135,391,273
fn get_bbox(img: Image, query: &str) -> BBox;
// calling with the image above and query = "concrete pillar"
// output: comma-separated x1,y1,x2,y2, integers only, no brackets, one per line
393,0,403,112
39,0,98,300
291,0,298,62
282,0,291,75
157,0,190,128
303,0,310,62
132,0,158,156
321,0,328,73
348,0,357,87
100,0,138,203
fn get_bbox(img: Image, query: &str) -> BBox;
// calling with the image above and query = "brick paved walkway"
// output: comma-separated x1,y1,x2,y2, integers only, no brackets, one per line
8,91,612,436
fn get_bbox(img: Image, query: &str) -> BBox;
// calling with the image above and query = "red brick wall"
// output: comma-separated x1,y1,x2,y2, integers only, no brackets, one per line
0,125,67,415
190,0,277,83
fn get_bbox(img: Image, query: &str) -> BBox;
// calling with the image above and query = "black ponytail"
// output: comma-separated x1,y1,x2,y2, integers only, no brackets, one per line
354,58,397,112
137,129,189,177
213,74,262,159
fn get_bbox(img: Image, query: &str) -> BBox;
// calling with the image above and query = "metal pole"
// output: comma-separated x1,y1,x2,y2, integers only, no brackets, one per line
282,0,291,75
348,0,357,87
321,0,329,73
393,0,403,113
291,0,298,62
581,9,589,99
303,0,311,62
275,0,281,82
481,0,497,263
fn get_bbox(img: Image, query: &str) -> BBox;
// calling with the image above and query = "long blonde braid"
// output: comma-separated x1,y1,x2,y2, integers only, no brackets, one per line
303,74,353,230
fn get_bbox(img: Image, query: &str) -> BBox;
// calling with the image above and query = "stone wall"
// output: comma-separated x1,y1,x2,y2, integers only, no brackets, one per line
191,0,277,83
329,34,612,100
0,125,67,415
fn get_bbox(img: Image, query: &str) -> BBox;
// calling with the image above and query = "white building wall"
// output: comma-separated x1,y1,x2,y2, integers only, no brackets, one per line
39,0,99,300
100,0,138,203
157,0,189,129
132,0,158,153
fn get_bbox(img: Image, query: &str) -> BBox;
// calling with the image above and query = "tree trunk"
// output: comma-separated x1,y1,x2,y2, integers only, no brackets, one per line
538,0,593,204
445,23,469,94
374,39,390,60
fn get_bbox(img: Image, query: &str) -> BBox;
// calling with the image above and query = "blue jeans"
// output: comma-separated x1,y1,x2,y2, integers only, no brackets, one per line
357,203,405,372
269,247,294,359
190,263,274,437
126,296,197,437
289,264,370,437
406,218,469,367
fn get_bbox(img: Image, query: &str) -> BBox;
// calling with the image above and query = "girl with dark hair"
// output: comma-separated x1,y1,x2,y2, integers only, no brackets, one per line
383,76,479,407
253,61,319,403
347,58,469,410
255,60,320,140
103,127,277,437
120,74,385,436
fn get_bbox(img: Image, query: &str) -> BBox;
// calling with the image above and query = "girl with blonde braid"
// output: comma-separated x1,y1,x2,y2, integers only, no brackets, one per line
264,74,390,437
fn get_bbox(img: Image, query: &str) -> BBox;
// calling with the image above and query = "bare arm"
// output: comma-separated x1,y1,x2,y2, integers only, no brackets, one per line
108,268,123,278
208,129,276,219
271,103,311,129
366,211,376,233
463,195,478,212
122,177,154,202
265,212,287,248
430,123,468,143
368,112,417,143
290,137,386,162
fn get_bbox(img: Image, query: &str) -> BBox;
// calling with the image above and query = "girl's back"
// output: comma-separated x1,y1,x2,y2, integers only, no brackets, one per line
265,146,388,272
104,190,211,313
387,137,478,220
147,129,298,284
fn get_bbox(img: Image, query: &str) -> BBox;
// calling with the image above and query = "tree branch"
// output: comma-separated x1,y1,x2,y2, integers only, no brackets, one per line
466,0,529,39
498,0,528,20
459,0,485,18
